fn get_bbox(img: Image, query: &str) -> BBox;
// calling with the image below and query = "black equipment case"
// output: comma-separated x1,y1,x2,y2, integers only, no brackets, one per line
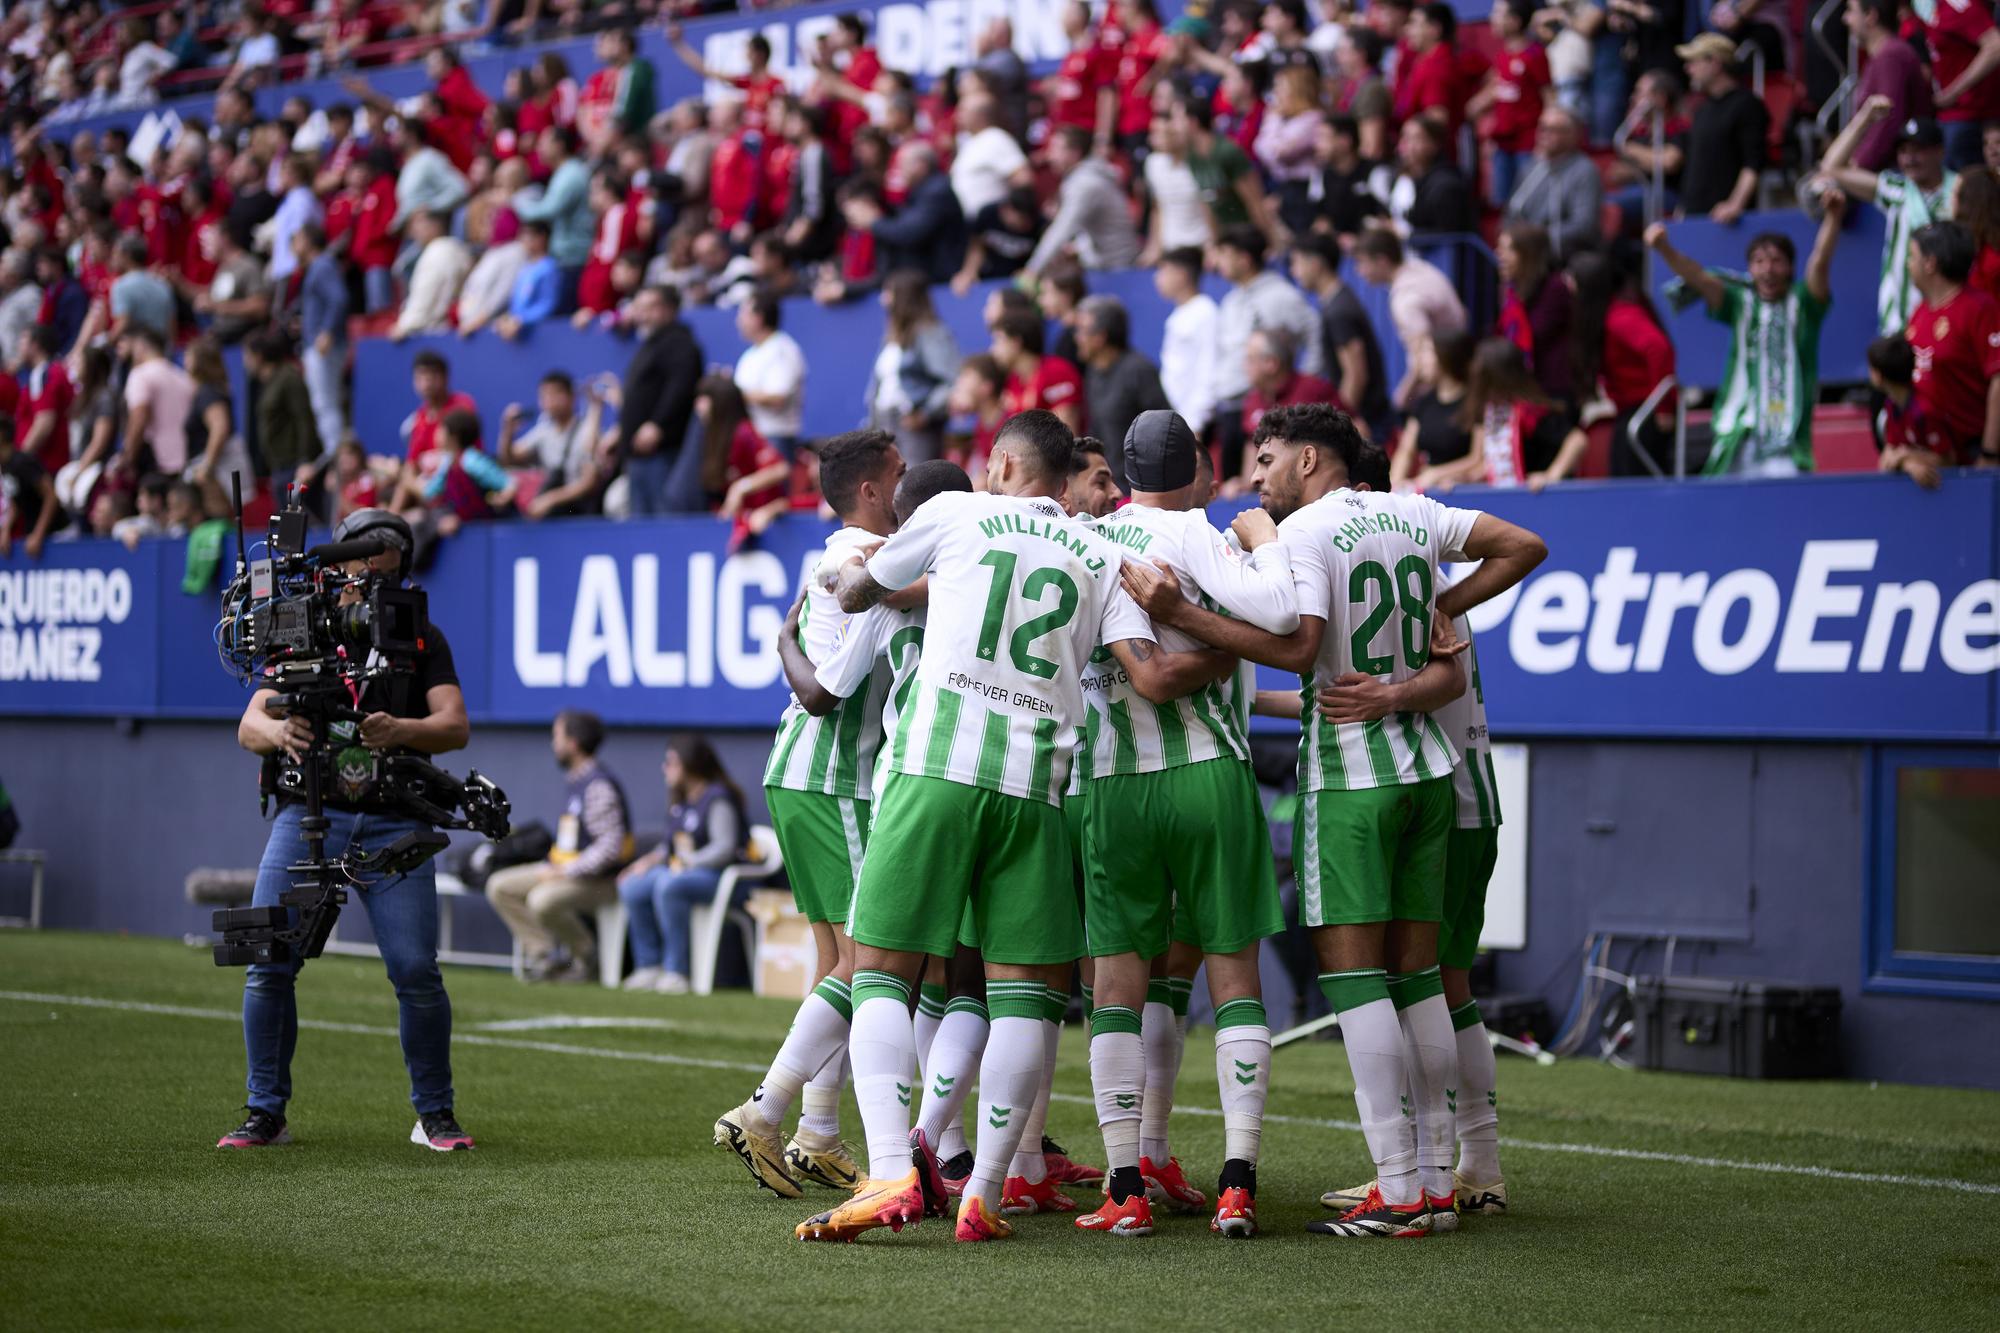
1629,976,1842,1079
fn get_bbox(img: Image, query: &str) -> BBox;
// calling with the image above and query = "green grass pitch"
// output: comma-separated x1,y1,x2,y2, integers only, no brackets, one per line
3,931,1998,1329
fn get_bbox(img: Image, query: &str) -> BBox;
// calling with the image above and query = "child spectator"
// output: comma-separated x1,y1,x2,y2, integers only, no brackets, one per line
1868,335,1941,488
699,375,788,549
1390,330,1477,490
949,352,1010,479
1451,336,1589,490
414,408,515,536
992,307,1085,435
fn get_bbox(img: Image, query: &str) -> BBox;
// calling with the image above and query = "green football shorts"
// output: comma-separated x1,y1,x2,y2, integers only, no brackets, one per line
1438,826,1500,969
1082,758,1284,959
848,774,1084,965
763,786,870,925
1296,777,1453,927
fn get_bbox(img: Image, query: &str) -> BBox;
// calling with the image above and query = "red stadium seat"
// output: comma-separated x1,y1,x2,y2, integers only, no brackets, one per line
1577,420,1615,480
1812,403,1878,474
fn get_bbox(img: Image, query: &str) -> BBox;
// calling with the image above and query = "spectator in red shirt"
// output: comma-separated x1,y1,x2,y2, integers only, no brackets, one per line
176,176,226,295
347,148,402,313
1242,327,1338,441
1845,0,1935,171
1048,0,1116,147
1867,334,1943,487
519,53,580,138
1920,0,2000,168
391,350,480,508
671,25,785,136
1904,221,2000,466
991,307,1086,435
1469,0,1551,209
1957,168,2000,303
1570,247,1677,475
1109,0,1171,155
16,326,75,474
1394,3,1462,135
707,100,761,243
701,374,788,548
575,169,639,322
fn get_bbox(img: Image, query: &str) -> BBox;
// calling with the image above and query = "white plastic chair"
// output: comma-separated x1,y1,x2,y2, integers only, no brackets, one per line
689,825,786,996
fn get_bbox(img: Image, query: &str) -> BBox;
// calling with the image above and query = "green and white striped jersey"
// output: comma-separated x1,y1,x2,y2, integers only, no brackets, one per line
866,491,1154,806
1873,169,1956,336
1434,616,1500,829
1703,279,1830,477
1079,505,1300,778
764,527,893,799
815,602,927,801
1281,488,1479,793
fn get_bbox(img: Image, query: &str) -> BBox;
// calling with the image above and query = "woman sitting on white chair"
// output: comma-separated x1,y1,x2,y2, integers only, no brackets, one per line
616,736,750,994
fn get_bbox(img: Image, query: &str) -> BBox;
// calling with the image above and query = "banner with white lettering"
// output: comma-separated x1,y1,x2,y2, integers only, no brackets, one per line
1456,474,1999,740
0,545,157,713
4,475,1996,737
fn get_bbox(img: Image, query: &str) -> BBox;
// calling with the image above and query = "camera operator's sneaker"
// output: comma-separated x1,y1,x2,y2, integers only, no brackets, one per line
411,1110,475,1151
217,1107,290,1148
785,1128,861,1190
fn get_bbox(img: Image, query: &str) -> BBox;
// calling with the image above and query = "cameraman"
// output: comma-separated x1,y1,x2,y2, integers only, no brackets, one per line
218,509,476,1153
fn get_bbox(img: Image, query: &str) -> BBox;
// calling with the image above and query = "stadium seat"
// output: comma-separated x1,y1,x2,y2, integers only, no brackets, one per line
1812,402,1878,474
688,825,784,996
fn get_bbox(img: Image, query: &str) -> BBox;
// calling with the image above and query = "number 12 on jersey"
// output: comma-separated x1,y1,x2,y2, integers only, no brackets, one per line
976,550,1080,680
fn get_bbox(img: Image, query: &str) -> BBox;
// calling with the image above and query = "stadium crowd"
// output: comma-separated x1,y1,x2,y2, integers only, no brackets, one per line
4,0,2000,561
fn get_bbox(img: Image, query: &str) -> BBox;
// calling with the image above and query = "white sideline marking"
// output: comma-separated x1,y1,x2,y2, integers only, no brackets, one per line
470,1016,694,1033
7,988,1998,1197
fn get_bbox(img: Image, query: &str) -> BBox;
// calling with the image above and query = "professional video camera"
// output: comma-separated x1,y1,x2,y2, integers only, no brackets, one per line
210,485,510,969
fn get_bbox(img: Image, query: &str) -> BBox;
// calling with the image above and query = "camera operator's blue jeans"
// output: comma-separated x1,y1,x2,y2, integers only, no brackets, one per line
242,804,453,1118
619,864,726,978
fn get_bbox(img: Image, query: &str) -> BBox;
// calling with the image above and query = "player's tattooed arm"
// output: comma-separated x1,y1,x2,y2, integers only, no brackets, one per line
778,589,843,716
1110,638,1239,704
833,553,892,614
1436,514,1548,621
1121,559,1325,673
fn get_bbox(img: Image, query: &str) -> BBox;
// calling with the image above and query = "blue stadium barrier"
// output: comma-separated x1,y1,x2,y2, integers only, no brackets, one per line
6,472,1995,740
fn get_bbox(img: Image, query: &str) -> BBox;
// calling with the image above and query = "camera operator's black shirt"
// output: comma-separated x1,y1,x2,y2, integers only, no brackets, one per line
272,621,460,813
355,621,459,718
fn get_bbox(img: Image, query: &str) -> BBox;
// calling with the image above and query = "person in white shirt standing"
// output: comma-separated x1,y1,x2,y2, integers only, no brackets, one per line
391,211,472,341
1141,107,1213,263
733,288,806,455
950,94,1033,220
1155,247,1220,438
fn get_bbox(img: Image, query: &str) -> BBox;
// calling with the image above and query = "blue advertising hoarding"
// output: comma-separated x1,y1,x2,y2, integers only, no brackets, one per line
4,474,1996,740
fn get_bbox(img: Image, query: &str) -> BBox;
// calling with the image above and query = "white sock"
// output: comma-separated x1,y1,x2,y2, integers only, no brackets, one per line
1395,981,1460,1202
750,986,849,1132
798,1049,845,1139
917,1001,987,1159
1087,1008,1145,1174
1005,1017,1060,1182
914,982,947,1080
1140,999,1183,1164
848,981,917,1179
1338,993,1419,1205
1212,998,1271,1166
966,1014,1045,1212
1453,1002,1502,1183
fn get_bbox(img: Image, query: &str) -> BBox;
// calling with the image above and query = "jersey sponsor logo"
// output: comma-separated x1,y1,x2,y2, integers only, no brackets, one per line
0,567,132,683
1468,540,2000,676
